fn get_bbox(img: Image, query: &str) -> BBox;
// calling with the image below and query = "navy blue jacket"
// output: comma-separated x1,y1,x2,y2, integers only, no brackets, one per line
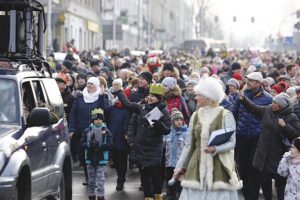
69,94,111,133
232,88,272,138
106,106,130,152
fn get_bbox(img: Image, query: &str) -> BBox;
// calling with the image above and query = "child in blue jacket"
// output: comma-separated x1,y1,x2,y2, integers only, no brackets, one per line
82,108,113,200
163,108,188,199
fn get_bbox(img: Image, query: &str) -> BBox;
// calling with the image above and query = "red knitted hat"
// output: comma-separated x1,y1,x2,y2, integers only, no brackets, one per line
271,81,288,94
232,73,243,81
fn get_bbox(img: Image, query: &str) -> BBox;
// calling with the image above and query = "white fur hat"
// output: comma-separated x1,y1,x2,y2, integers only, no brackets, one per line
113,78,123,87
194,77,225,103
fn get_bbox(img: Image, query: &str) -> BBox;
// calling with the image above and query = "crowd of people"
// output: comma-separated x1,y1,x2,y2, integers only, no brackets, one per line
51,46,300,200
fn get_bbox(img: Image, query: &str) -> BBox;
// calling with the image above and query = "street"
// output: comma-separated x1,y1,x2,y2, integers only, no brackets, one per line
72,163,266,200
72,163,144,200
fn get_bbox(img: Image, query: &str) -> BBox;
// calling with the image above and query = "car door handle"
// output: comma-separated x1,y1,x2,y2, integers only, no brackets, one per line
42,142,47,151
56,135,60,144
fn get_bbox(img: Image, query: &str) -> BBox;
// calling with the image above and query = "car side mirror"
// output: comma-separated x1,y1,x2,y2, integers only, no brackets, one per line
27,107,51,127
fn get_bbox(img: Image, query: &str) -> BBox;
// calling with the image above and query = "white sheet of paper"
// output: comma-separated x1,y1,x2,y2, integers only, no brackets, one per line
145,107,164,126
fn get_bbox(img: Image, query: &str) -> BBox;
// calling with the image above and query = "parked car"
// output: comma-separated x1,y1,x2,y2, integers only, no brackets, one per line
0,63,72,200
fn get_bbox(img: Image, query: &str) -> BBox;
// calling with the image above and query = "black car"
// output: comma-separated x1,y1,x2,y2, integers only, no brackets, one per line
0,64,72,200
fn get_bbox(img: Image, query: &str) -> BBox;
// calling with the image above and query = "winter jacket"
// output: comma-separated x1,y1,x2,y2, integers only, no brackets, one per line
232,88,272,138
82,125,113,166
163,125,188,168
277,152,300,200
293,99,300,120
228,92,239,105
164,86,190,123
68,94,111,134
116,90,171,168
240,97,300,174
183,92,197,114
106,106,130,152
221,97,233,112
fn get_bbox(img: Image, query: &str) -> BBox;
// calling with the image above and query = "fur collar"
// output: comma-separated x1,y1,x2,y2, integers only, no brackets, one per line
164,85,182,100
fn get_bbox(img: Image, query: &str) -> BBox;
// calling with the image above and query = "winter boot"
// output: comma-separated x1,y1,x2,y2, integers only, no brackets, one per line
154,194,163,200
97,196,105,200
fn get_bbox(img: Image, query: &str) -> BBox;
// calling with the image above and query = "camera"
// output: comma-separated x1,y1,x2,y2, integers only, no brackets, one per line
90,138,99,151
109,87,116,93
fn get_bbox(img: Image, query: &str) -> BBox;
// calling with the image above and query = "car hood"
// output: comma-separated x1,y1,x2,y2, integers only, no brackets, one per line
0,125,20,156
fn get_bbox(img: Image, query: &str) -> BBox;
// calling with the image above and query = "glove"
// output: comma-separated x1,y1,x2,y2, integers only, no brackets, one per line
151,119,170,134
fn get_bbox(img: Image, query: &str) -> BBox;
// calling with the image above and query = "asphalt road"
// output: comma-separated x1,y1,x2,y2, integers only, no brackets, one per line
72,163,267,200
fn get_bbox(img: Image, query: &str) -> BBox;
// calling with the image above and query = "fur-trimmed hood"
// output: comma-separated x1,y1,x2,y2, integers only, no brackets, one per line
164,85,182,100
159,66,180,80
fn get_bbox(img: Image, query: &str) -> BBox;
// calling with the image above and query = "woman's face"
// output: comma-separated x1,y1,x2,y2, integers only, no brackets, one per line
195,94,209,107
187,84,194,94
147,94,159,104
87,82,97,93
228,85,237,94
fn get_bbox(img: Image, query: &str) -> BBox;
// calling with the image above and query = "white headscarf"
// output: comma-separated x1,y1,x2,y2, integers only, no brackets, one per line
83,77,101,103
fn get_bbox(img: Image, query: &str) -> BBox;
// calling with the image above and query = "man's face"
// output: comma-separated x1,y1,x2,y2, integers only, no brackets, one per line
288,66,297,77
77,78,86,86
92,65,100,73
56,82,66,93
138,77,149,88
246,79,261,91
163,70,172,78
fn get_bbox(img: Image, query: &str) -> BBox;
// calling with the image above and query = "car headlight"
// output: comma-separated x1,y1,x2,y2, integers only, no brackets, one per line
0,151,6,171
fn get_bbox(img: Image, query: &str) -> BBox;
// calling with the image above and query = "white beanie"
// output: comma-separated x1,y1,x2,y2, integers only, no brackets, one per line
113,78,123,87
162,77,177,89
87,77,100,88
194,77,225,103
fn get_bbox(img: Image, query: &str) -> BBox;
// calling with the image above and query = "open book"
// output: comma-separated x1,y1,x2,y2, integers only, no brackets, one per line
207,128,235,147
145,106,164,127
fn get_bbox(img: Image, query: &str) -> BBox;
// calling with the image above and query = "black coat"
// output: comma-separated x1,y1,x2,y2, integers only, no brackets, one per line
241,97,300,174
116,90,171,168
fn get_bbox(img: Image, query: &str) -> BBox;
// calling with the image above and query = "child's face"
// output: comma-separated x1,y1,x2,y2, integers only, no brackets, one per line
291,144,300,156
93,118,103,126
173,118,183,128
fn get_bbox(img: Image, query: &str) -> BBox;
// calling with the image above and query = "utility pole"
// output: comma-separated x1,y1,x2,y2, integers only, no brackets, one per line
47,0,52,55
112,0,116,47
137,0,141,49
147,0,151,47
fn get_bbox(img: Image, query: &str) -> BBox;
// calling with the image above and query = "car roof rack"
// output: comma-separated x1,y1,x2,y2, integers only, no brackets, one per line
0,0,51,76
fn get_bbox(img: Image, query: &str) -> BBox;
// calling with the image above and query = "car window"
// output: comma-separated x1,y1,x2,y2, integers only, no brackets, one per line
32,81,47,108
22,81,35,122
0,78,19,124
42,78,64,118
